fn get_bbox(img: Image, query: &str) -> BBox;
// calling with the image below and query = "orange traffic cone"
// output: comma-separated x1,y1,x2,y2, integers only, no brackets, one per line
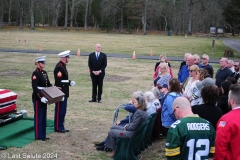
39,44,42,51
77,48,80,56
150,49,153,56
132,51,136,59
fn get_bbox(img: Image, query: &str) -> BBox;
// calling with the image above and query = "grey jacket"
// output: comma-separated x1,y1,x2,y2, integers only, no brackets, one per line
111,110,148,138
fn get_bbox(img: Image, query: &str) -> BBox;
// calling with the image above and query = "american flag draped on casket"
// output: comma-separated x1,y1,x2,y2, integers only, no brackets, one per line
0,89,18,116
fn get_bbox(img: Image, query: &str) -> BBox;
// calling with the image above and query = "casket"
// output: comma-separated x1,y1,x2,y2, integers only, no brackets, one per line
41,86,65,104
0,89,18,116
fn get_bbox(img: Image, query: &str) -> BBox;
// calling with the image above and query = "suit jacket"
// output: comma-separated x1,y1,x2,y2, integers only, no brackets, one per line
88,52,107,77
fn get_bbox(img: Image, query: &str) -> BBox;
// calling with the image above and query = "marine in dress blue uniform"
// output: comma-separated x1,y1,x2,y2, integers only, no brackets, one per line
32,56,52,141
54,50,75,133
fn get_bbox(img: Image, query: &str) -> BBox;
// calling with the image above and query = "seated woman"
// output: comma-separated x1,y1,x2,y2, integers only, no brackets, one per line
95,91,143,151
192,85,222,130
105,96,148,157
154,54,173,80
150,87,161,109
154,63,171,101
161,78,182,132
144,91,159,116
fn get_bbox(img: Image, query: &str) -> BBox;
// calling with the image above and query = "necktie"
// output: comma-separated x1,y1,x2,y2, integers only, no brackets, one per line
96,53,99,60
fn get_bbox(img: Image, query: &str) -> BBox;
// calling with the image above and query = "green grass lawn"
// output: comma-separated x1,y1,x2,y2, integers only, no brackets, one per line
0,27,235,59
0,28,232,159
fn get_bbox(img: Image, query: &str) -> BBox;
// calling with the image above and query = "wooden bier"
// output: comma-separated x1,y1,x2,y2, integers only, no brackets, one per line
41,86,65,104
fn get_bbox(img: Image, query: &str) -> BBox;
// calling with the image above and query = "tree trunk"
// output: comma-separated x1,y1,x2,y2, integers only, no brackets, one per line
0,1,3,29
30,0,35,30
120,0,124,33
8,0,12,25
64,0,68,29
187,0,193,35
70,0,75,27
84,0,90,30
18,0,24,29
142,0,148,35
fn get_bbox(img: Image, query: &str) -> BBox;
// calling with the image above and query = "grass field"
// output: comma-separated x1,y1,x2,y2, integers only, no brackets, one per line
1,52,172,160
0,27,236,59
0,29,229,159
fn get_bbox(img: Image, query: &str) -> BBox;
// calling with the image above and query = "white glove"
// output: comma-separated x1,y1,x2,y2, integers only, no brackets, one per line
70,81,76,86
41,97,48,103
61,97,65,101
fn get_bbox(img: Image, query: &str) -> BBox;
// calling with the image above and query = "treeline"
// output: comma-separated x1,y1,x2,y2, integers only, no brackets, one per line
0,0,239,35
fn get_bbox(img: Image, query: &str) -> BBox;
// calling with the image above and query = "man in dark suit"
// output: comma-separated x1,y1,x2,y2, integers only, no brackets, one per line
88,44,107,103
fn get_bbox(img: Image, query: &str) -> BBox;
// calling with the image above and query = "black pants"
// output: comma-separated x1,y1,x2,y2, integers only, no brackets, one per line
91,75,104,101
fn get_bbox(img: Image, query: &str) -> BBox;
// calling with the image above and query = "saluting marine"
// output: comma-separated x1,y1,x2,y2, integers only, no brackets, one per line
54,50,75,133
32,56,52,141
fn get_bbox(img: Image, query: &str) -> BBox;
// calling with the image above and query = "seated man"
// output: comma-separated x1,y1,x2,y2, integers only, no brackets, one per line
165,97,215,160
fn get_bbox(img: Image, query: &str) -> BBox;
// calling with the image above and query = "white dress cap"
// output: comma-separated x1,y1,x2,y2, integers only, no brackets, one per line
58,50,70,58
34,56,46,62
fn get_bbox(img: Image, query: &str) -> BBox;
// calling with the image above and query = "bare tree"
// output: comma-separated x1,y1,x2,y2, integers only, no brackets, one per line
30,0,35,29
142,0,148,35
84,0,90,30
70,0,75,27
52,0,62,27
0,0,3,29
7,0,12,25
64,0,68,29
18,0,24,29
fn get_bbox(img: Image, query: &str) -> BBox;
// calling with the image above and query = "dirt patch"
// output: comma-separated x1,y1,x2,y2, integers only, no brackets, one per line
0,70,25,76
104,75,131,82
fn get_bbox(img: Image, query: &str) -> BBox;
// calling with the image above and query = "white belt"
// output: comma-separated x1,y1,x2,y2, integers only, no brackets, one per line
37,87,45,89
61,80,69,83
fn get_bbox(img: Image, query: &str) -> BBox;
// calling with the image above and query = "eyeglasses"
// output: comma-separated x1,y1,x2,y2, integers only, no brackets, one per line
190,70,194,72
234,65,239,67
201,58,207,60
172,106,179,116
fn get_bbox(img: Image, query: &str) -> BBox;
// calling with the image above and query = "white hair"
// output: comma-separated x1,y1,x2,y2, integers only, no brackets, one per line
228,60,234,65
202,54,209,60
151,87,160,99
144,91,155,102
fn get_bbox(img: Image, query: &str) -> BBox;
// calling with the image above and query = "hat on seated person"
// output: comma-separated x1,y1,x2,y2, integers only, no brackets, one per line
34,56,46,63
196,77,214,90
157,78,168,89
58,50,70,58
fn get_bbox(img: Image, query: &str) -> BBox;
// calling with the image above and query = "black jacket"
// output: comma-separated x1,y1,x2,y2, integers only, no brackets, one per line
88,52,107,77
32,68,52,100
54,61,72,97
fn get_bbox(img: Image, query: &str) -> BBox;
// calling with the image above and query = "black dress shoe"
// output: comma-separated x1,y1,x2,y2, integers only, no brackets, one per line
42,137,50,141
89,99,97,102
55,130,66,133
96,146,105,151
64,129,70,132
97,100,102,103
104,147,112,152
35,138,50,141
95,141,105,147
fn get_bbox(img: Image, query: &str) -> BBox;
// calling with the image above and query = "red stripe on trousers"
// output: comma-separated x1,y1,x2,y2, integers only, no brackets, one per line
36,101,39,138
56,102,60,131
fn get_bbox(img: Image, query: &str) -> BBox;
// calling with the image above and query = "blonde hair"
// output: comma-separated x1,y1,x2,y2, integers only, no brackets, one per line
159,62,169,75
190,65,199,72
159,53,167,61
